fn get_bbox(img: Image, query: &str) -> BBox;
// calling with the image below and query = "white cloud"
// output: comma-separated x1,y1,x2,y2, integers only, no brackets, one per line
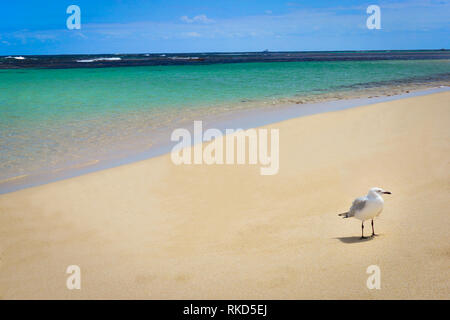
182,32,201,38
180,14,214,24
180,16,191,23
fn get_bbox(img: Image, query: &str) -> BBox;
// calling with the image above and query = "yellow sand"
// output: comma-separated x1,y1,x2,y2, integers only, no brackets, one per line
0,92,449,299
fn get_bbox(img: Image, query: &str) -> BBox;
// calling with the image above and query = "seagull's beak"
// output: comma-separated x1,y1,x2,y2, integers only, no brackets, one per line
383,191,391,194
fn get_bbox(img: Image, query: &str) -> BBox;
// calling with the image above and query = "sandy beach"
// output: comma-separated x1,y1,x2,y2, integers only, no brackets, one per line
0,91,449,299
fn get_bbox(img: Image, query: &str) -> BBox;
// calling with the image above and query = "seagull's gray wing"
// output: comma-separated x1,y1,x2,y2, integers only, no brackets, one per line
348,197,367,217
339,197,366,218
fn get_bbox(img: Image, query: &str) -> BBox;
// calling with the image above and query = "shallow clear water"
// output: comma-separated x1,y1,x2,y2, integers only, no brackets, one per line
0,59,449,184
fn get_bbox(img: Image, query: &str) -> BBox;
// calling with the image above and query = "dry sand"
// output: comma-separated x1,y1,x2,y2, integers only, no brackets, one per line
0,91,449,299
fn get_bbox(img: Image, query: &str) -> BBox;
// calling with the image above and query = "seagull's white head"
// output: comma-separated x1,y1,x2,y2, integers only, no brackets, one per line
369,187,391,196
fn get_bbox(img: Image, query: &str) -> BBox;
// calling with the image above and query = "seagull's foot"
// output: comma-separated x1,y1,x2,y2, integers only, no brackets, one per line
360,236,367,240
371,233,378,237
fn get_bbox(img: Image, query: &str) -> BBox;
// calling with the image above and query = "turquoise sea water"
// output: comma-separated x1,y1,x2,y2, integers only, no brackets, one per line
1,59,450,188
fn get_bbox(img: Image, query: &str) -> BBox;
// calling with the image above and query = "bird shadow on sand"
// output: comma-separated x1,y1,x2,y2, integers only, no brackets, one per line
335,235,379,244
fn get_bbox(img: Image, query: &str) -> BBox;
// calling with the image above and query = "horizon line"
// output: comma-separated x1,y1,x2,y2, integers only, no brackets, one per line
1,48,449,57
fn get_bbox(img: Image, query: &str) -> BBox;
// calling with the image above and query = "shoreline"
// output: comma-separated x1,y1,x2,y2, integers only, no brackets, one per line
1,85,449,194
0,90,448,299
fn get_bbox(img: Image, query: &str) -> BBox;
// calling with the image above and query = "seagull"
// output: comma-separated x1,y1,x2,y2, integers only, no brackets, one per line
338,187,391,239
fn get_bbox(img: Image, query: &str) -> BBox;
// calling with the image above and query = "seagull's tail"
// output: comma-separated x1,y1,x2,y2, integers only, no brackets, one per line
338,212,349,218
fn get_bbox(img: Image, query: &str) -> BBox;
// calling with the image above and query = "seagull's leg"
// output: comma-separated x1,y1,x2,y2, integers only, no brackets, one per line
360,222,366,239
371,219,376,237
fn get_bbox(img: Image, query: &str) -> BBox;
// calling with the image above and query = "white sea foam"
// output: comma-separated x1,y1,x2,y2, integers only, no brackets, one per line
5,56,26,60
76,57,122,63
169,56,200,60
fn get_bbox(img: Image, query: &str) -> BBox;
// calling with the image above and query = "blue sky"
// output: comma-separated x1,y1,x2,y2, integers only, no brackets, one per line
0,0,449,55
